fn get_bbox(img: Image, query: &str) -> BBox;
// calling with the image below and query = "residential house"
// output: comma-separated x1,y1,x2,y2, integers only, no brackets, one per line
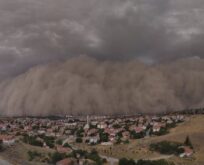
153,125,161,132
97,122,108,129
179,146,194,158
0,135,15,146
122,131,130,140
56,145,72,154
56,158,76,165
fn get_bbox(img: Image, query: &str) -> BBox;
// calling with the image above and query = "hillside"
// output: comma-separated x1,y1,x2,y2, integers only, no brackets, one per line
76,115,204,165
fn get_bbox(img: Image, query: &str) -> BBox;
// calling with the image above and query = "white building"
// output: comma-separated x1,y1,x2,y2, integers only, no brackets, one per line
0,135,15,146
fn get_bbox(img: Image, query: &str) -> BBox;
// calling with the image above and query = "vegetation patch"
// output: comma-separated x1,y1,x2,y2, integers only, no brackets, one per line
150,141,183,155
119,158,175,165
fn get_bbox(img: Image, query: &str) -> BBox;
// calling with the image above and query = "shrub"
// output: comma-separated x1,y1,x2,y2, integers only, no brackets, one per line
130,131,144,139
86,149,104,165
27,151,42,161
119,158,175,165
46,140,55,148
166,122,177,129
76,137,83,143
50,152,66,163
119,158,136,165
153,128,169,136
76,128,84,137
0,140,3,151
63,143,71,148
56,139,63,145
150,141,182,155
99,132,109,142
184,136,193,149
23,135,43,147
113,124,121,129
136,159,175,165
72,149,87,158
124,140,130,144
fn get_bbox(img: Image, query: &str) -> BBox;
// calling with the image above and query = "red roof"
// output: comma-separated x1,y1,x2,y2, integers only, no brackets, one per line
135,127,143,133
183,146,193,155
0,135,14,141
56,158,74,165
56,145,72,154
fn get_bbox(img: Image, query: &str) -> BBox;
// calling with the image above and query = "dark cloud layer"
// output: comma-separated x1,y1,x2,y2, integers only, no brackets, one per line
0,0,204,80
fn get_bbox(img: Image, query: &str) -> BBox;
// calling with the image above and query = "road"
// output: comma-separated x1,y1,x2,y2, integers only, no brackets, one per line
146,154,174,161
0,158,12,165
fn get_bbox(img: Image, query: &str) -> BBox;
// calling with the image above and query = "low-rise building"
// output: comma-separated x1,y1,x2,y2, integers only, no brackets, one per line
179,146,194,158
0,135,15,146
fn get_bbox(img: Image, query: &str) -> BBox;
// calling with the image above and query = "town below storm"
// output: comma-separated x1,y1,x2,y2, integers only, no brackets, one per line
0,109,202,165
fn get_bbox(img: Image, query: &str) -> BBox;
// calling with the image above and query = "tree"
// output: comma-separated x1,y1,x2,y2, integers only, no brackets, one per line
76,127,84,137
184,136,193,149
119,158,136,165
113,124,121,129
46,140,55,148
63,143,71,148
27,151,41,161
99,132,109,142
43,136,55,148
150,141,183,155
56,139,63,145
0,140,3,151
136,159,175,165
130,131,144,139
50,152,66,163
22,135,43,147
87,149,104,165
76,137,82,143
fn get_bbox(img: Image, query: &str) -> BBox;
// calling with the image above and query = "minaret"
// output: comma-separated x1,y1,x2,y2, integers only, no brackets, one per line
84,115,90,130
87,115,89,125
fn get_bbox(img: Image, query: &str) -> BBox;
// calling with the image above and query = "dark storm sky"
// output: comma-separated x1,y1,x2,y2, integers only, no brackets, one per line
0,0,204,80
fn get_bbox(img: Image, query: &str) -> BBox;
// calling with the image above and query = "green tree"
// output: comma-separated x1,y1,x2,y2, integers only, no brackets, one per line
136,159,175,165
86,149,104,165
99,132,109,142
184,136,193,149
50,152,66,163
56,139,63,145
43,136,55,148
119,158,136,165
130,131,144,139
76,127,84,137
76,137,83,143
150,141,183,155
22,135,43,147
27,151,41,161
63,143,71,148
0,140,3,151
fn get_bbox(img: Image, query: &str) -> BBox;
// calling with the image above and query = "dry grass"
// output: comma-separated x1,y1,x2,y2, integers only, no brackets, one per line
76,115,204,165
0,115,204,165
0,142,54,165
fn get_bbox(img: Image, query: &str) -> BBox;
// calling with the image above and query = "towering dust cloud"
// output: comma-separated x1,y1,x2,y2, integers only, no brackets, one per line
0,56,204,116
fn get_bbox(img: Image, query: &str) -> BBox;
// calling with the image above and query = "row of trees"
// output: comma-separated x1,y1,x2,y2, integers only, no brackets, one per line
22,135,43,147
119,158,175,165
0,140,3,151
150,136,194,155
150,141,183,155
22,133,58,148
49,149,106,164
27,151,42,161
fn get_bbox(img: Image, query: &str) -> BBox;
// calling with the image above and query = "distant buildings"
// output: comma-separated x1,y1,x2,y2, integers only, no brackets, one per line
0,114,187,158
